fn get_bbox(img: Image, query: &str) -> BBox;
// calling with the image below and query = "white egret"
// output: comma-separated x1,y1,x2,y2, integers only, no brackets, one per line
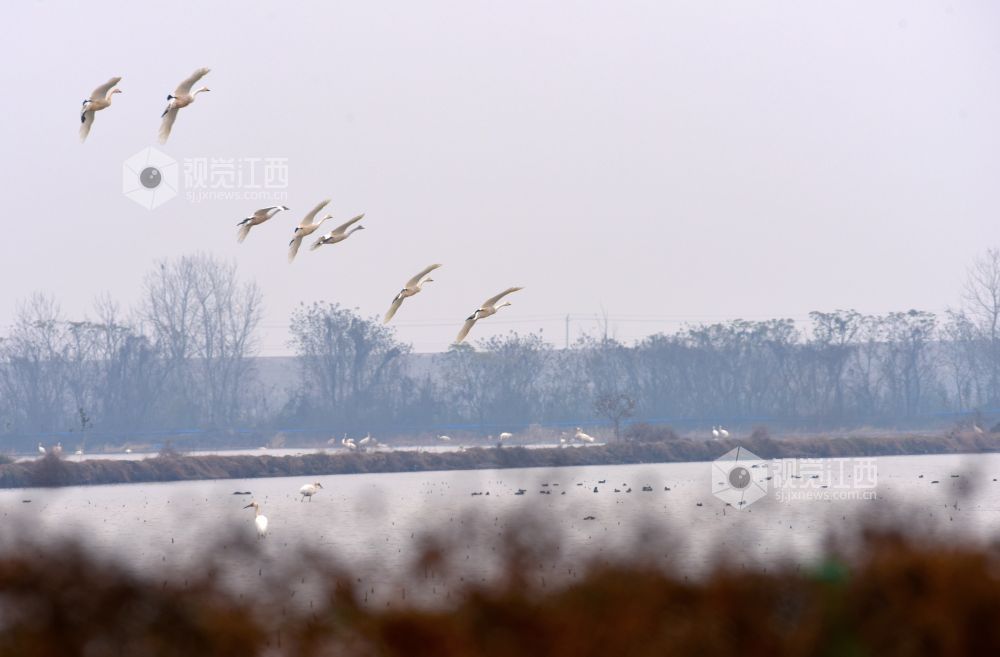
299,482,323,502
455,287,524,344
37,443,46,456
237,205,290,243
383,264,442,324
243,501,268,538
158,67,211,143
79,76,122,142
309,213,365,251
288,199,333,262
574,428,596,443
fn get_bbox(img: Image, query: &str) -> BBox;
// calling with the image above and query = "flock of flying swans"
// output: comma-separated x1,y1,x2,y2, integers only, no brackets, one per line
80,69,523,344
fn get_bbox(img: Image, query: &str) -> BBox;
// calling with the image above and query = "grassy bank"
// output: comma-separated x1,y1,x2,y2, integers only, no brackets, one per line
2,430,999,488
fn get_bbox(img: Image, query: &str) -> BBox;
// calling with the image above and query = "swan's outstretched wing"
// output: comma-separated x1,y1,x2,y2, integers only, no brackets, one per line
289,234,305,262
300,199,331,227
79,110,95,142
174,68,210,95
482,286,523,307
329,213,365,236
89,77,121,101
455,318,477,344
383,295,405,324
405,263,442,288
237,223,253,243
158,107,178,144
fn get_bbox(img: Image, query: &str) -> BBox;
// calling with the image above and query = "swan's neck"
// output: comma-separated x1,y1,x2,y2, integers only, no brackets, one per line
347,226,362,235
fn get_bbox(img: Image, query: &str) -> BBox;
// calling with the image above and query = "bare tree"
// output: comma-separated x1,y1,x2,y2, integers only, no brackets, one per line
140,254,262,427
593,392,635,441
288,302,410,430
963,248,1000,404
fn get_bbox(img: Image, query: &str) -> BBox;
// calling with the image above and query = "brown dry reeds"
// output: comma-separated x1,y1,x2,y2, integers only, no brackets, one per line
2,522,1000,656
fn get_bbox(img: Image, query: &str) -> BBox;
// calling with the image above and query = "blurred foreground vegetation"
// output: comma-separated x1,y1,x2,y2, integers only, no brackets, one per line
1,519,999,656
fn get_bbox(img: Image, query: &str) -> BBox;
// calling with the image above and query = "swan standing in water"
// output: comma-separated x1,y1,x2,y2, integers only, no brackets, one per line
79,76,122,142
288,199,333,262
243,501,268,538
310,213,366,251
158,67,211,143
574,428,596,444
454,287,524,344
237,206,290,243
384,264,442,324
298,482,323,502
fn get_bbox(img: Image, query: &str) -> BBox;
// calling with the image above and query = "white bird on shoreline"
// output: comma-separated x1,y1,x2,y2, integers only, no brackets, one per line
437,435,452,442
310,213,365,252
237,206,290,243
455,287,524,344
718,426,730,438
499,432,513,441
384,264,442,324
711,426,720,439
243,501,268,538
341,437,357,450
159,67,211,143
298,482,323,502
358,433,376,447
37,443,46,456
574,428,596,444
288,199,333,262
79,76,122,142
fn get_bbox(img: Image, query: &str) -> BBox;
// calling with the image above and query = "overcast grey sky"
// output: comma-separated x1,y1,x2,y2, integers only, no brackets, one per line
2,1,998,354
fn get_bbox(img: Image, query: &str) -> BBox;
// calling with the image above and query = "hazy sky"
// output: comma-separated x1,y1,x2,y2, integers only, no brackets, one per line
2,1,998,354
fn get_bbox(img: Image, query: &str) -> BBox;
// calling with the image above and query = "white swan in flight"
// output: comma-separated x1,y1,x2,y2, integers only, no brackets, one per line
237,206,289,243
298,482,323,502
310,213,365,251
574,428,596,443
158,67,211,143
384,264,442,324
288,199,333,262
243,501,268,538
454,287,524,344
79,76,122,142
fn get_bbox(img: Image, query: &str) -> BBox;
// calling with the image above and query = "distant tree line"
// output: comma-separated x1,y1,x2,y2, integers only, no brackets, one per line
1,250,1000,450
